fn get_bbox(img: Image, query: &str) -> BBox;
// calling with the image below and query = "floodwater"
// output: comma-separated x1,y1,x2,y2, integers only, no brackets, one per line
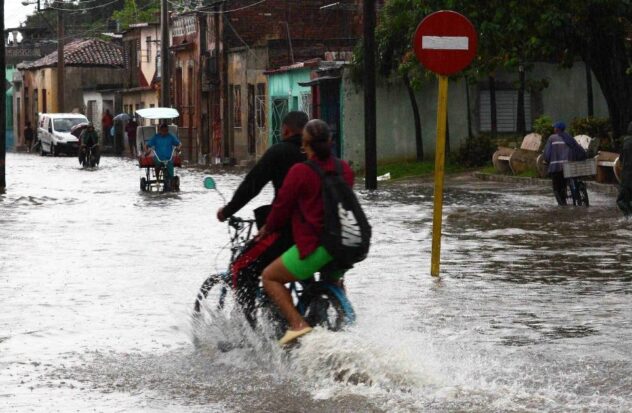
1,152,631,412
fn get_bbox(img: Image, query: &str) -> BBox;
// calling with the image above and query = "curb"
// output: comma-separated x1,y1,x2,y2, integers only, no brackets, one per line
472,172,619,196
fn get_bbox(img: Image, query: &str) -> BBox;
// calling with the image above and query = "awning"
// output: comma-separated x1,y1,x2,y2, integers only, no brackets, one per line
298,75,341,87
136,107,180,119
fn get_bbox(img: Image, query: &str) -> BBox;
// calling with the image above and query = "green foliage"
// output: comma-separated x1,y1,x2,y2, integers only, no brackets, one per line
112,0,159,29
570,117,611,139
451,134,497,167
570,116,614,150
533,115,554,139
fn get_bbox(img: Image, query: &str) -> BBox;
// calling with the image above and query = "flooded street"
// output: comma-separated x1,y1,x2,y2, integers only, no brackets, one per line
1,152,631,412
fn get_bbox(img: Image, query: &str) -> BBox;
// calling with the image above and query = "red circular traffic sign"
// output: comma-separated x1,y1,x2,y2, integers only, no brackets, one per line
413,10,477,76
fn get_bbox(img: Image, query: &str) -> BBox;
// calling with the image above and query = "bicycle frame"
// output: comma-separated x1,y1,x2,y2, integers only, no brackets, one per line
214,216,355,325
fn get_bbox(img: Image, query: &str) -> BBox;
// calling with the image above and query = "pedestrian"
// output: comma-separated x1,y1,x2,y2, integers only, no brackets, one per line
617,121,632,217
125,117,138,157
543,121,587,205
101,109,113,145
24,121,34,152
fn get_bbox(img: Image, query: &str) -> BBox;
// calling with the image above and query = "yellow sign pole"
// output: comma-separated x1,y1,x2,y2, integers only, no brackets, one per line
431,75,449,277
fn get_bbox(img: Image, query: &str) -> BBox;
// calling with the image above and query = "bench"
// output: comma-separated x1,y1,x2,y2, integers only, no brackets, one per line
595,151,620,184
492,133,543,175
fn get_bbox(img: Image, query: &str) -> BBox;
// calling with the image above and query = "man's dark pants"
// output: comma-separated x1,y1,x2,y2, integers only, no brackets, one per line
550,171,567,205
230,226,293,327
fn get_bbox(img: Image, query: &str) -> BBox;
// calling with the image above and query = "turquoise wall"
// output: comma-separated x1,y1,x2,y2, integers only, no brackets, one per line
267,68,311,144
5,66,14,150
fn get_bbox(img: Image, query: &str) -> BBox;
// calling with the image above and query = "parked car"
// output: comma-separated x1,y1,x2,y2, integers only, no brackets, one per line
37,113,89,156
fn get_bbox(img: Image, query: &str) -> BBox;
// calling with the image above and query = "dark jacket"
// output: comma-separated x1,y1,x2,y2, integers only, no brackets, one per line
544,132,587,173
223,134,305,218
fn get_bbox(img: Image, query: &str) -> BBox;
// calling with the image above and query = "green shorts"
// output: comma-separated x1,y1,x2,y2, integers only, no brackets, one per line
281,245,338,280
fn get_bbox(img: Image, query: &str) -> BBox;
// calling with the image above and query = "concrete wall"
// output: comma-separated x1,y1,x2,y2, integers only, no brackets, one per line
227,47,268,163
342,72,470,166
342,62,609,168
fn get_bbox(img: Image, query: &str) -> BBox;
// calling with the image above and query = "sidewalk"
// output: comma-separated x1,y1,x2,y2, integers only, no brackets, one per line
473,172,619,195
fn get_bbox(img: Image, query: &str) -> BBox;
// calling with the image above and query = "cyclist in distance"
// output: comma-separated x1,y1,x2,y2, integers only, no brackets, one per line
259,119,354,346
216,111,309,324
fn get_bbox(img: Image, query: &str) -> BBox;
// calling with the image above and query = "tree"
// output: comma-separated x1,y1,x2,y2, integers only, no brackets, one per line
544,0,632,141
112,0,160,30
374,0,428,161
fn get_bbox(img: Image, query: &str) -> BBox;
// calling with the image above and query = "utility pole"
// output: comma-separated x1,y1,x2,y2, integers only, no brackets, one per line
1,0,6,192
56,0,64,112
363,0,377,190
160,0,170,107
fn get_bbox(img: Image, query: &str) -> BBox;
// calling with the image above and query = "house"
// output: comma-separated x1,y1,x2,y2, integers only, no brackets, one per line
5,26,56,150
15,38,126,146
167,0,364,165
120,22,161,124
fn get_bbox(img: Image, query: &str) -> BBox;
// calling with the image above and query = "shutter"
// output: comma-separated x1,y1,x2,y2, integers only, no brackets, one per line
479,90,531,133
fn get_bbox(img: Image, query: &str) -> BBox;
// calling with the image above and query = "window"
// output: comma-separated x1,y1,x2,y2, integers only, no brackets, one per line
136,39,141,67
146,36,152,63
256,83,266,129
479,90,532,133
232,85,242,128
299,92,312,118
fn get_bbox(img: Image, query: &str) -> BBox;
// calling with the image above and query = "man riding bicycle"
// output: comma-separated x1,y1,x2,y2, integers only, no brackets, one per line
79,124,100,165
216,111,308,325
145,123,181,190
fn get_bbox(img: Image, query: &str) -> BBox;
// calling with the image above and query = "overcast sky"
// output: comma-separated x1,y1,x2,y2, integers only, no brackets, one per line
4,0,36,30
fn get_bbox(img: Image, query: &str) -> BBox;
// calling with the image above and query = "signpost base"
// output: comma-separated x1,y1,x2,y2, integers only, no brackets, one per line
431,75,449,277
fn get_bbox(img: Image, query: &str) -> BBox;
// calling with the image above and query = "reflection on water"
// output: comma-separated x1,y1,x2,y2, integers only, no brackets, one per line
1,153,631,412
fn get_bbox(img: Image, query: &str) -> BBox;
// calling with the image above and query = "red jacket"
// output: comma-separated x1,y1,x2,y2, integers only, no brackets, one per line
266,156,354,258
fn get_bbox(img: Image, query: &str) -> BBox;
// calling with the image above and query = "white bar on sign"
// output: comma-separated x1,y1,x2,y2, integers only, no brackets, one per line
422,36,469,50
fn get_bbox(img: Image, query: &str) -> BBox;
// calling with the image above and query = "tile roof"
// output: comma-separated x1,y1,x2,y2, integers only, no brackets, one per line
18,38,124,70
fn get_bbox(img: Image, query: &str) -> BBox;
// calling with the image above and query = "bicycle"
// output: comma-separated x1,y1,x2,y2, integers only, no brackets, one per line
139,148,181,192
563,159,594,207
193,177,355,345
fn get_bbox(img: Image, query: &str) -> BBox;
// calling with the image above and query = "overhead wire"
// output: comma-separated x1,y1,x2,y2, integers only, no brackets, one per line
199,0,266,14
43,0,122,12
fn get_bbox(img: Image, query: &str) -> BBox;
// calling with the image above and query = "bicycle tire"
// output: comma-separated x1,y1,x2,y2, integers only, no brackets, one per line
298,283,354,332
579,182,589,207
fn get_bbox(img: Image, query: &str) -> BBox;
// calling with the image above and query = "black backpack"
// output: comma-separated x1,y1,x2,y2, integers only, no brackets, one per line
306,158,371,270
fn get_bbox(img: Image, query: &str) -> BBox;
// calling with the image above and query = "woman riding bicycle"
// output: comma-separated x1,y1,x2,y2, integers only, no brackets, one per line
259,119,354,346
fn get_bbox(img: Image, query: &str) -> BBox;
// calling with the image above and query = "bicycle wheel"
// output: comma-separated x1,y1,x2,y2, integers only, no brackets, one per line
578,181,589,207
193,273,236,317
298,283,355,332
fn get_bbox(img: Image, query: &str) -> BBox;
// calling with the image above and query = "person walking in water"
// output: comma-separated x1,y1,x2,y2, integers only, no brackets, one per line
617,122,632,217
543,121,587,205
24,121,34,152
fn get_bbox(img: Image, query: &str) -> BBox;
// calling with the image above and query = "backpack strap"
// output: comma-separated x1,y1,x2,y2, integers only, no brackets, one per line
305,158,342,177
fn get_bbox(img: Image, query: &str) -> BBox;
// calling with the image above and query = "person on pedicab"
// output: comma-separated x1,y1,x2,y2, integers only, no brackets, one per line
79,124,100,165
145,122,181,189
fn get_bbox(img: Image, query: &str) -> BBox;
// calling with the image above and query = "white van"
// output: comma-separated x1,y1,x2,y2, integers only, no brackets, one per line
38,113,89,156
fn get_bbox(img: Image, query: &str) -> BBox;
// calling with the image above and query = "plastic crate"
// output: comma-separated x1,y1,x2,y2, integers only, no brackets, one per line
563,159,597,178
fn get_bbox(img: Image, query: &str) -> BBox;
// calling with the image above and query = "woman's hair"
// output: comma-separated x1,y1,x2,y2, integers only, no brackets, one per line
304,119,332,160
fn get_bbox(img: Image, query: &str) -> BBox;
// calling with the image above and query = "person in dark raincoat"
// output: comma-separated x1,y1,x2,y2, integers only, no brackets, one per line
617,122,632,217
543,121,587,205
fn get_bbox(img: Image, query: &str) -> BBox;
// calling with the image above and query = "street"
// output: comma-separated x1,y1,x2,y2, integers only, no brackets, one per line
1,152,632,412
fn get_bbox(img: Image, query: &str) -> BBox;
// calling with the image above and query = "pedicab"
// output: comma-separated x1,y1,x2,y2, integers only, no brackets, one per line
135,107,183,192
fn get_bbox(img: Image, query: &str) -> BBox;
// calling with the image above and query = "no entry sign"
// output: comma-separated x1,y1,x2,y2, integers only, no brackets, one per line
413,10,477,76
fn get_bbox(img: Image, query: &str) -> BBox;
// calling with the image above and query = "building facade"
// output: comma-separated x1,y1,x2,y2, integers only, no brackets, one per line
14,39,125,149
